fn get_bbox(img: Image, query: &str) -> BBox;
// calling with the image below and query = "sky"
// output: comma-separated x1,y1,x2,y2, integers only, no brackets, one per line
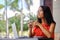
0,0,40,20
0,0,4,5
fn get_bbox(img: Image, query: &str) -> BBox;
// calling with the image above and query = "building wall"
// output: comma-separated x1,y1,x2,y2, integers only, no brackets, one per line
44,0,53,13
53,0,60,40
53,0,60,33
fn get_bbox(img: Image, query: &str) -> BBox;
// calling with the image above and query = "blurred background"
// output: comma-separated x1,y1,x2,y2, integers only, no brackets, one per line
0,0,60,40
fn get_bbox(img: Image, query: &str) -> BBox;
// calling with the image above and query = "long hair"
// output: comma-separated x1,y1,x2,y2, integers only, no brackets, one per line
37,6,56,25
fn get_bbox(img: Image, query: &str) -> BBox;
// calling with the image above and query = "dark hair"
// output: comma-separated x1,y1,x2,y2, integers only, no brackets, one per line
37,6,56,25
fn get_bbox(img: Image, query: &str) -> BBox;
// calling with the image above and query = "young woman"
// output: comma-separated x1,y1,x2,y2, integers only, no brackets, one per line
28,6,56,39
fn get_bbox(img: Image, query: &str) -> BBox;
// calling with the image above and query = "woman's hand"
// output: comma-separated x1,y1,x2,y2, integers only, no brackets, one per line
28,20,38,28
34,21,41,26
28,21,34,29
28,21,35,37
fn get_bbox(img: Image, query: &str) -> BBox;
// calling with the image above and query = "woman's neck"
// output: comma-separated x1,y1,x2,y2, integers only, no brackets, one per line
41,18,47,24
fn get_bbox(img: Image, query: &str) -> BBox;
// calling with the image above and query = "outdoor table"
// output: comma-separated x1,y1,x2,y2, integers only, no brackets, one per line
0,37,54,40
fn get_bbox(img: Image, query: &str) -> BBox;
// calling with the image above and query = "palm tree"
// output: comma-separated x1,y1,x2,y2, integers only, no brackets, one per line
0,0,9,38
9,0,33,36
0,0,21,37
25,0,33,10
0,0,33,37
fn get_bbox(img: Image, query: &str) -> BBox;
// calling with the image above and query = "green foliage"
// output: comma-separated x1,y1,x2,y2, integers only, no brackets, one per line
9,15,28,32
25,0,33,10
9,0,19,11
9,0,33,11
9,15,20,32
0,20,6,32
23,23,28,31
0,0,35,32
28,13,37,21
0,4,4,9
0,14,37,32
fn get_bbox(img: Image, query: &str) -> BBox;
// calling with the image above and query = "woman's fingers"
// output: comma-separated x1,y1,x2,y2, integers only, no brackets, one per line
28,21,33,28
28,20,38,28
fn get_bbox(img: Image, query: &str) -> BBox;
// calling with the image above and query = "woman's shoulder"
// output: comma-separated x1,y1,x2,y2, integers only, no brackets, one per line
50,22,56,27
50,22,56,25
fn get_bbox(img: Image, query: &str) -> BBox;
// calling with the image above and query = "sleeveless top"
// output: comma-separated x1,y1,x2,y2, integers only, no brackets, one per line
33,23,54,38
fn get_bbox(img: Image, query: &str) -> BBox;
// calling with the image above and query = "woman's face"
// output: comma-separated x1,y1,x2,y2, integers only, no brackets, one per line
37,7,44,18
